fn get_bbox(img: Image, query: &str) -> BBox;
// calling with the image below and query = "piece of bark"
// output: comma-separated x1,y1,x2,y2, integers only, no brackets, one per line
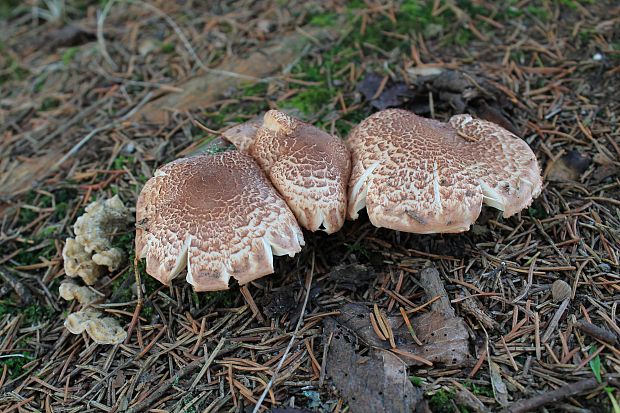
418,267,455,318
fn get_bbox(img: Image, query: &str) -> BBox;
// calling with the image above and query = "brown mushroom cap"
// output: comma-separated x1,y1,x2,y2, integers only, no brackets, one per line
136,151,304,291
348,109,542,233
250,110,351,234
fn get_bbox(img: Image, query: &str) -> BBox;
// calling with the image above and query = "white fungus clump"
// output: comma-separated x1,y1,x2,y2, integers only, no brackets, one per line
62,239,104,285
92,248,125,270
59,282,100,305
74,195,129,254
65,310,127,345
62,195,130,285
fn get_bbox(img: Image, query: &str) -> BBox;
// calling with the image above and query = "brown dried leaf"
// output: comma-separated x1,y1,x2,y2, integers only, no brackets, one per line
547,150,591,182
324,318,425,413
357,73,416,110
332,300,471,367
327,263,375,291
135,27,334,123
489,360,509,406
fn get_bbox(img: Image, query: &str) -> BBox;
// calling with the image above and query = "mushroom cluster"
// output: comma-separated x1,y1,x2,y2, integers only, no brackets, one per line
137,109,542,291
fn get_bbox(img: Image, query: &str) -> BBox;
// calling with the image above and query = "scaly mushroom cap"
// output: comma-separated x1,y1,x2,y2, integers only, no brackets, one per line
348,109,542,233
250,110,351,234
136,151,304,291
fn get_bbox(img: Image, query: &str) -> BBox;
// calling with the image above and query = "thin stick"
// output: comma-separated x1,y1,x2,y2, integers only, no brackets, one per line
507,378,600,413
252,253,315,413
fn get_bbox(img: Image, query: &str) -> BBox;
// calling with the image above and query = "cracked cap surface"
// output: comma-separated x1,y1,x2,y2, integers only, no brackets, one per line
250,110,351,234
136,151,304,291
347,109,542,233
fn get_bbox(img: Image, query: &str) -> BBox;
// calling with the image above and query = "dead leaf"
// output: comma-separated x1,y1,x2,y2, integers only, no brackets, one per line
489,360,509,406
259,287,297,319
547,150,591,182
0,152,64,199
357,73,416,110
221,115,263,153
324,318,426,413
327,263,375,291
336,303,472,366
135,27,335,123
328,268,472,367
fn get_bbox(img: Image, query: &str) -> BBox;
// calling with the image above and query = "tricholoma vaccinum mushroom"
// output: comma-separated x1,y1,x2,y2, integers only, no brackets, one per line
136,108,542,290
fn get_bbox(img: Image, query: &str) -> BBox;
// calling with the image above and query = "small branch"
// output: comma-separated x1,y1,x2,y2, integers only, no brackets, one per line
506,378,601,413
575,320,619,346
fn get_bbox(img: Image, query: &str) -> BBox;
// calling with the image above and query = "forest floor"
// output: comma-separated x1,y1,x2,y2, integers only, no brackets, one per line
1,1,619,412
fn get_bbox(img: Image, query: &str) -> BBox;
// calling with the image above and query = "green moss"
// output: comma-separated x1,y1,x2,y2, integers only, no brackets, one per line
0,57,29,85
528,206,548,219
465,381,494,397
13,241,56,266
0,353,33,378
62,47,78,65
242,82,268,97
409,376,423,386
526,5,551,21
428,389,455,413
160,42,175,53
203,290,237,308
0,300,15,318
113,155,135,170
281,88,334,116
111,271,134,302
308,12,338,27
23,304,54,325
39,98,60,112
17,208,38,227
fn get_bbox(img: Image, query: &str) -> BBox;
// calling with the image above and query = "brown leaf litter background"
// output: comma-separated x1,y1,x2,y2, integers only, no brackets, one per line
1,1,619,412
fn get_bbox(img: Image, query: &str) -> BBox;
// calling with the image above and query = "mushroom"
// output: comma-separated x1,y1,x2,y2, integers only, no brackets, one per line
135,150,304,291
59,282,100,305
250,110,351,234
62,195,130,285
347,109,542,233
65,310,127,345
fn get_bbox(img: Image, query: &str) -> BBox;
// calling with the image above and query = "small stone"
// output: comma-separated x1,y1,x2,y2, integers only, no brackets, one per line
551,279,571,302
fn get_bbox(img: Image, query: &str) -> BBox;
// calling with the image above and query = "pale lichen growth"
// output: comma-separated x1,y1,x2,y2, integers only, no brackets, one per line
62,195,130,285
59,282,100,305
64,310,127,345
